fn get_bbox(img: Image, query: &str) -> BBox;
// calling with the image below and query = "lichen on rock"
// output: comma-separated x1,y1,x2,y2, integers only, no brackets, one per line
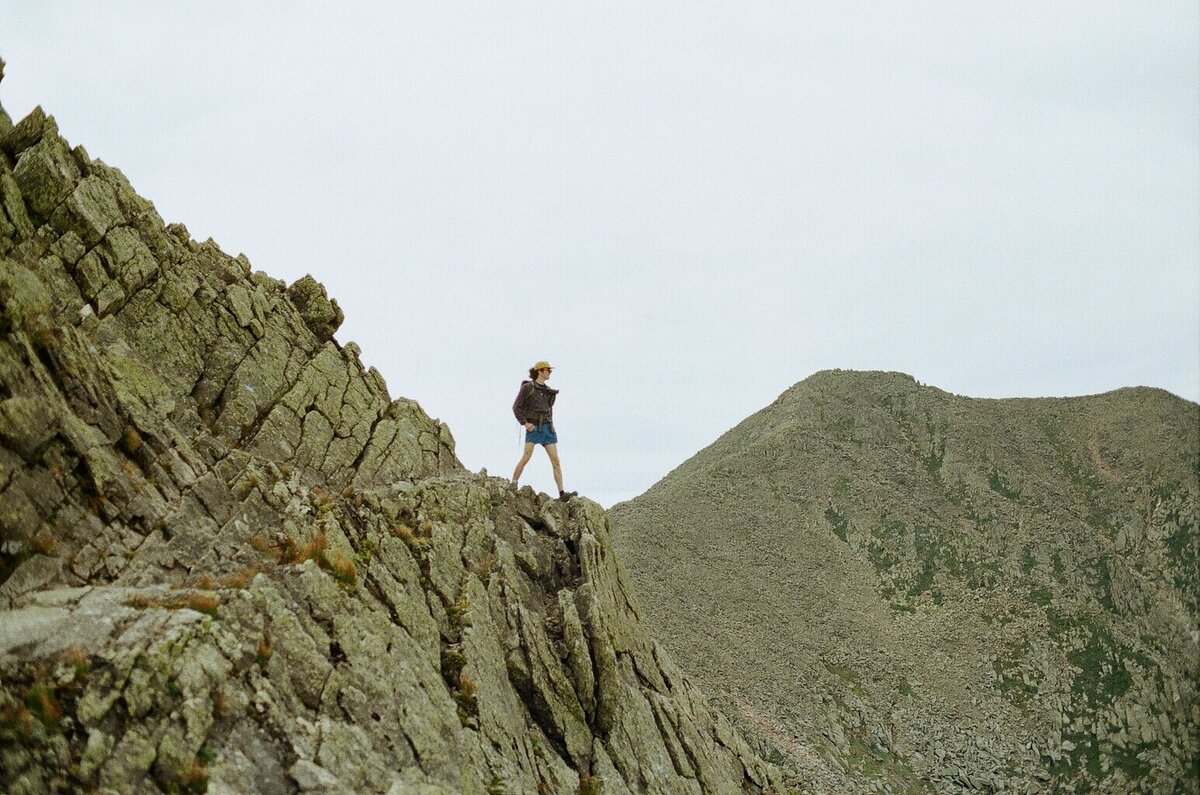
286,273,344,342
0,104,799,793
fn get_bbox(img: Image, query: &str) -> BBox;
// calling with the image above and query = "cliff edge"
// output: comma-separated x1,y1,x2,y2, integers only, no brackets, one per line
0,88,793,794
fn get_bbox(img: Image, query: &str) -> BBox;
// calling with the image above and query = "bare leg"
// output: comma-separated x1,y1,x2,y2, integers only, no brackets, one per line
544,444,564,493
512,443,535,484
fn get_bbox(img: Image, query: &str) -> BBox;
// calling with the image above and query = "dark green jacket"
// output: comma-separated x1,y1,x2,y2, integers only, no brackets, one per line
513,380,558,425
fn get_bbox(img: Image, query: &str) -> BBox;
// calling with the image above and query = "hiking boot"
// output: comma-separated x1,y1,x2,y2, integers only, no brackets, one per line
558,490,577,503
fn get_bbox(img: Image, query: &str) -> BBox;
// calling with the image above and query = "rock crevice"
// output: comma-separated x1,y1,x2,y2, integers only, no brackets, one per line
0,102,795,793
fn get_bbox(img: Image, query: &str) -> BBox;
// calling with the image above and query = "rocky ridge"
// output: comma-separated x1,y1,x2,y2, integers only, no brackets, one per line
611,370,1198,794
0,84,794,793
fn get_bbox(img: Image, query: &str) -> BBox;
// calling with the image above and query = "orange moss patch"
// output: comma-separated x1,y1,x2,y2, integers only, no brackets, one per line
219,564,260,589
123,591,220,616
256,634,272,666
29,533,58,555
184,593,220,615
181,758,209,792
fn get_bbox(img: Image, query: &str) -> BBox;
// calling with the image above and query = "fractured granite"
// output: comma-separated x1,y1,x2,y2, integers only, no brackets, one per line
0,103,799,793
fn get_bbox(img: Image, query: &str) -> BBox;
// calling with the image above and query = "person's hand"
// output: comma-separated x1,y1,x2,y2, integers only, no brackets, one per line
524,422,534,432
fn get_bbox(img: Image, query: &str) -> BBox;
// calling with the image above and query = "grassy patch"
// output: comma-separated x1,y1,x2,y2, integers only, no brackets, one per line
249,530,358,590
255,634,272,667
1066,628,1131,704
824,504,849,543
822,661,865,697
181,757,210,793
944,476,968,505
0,652,92,746
447,592,472,629
118,426,143,457
440,645,477,725
354,537,378,565
1158,483,1198,594
123,591,220,616
1020,546,1037,577
1050,732,1102,780
993,649,1040,705
987,469,1022,501
218,564,260,589
454,674,478,721
1110,742,1153,780
843,736,925,793
924,436,946,474
390,521,432,556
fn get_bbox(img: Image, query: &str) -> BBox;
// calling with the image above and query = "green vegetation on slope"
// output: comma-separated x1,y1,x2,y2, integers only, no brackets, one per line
612,370,1199,795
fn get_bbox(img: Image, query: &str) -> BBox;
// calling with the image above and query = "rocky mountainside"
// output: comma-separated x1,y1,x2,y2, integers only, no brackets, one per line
0,85,795,792
610,370,1198,794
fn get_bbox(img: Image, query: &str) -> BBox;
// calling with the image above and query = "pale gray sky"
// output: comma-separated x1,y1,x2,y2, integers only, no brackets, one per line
3,2,1197,506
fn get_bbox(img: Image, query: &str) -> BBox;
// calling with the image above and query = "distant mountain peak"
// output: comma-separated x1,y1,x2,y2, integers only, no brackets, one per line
613,375,1199,793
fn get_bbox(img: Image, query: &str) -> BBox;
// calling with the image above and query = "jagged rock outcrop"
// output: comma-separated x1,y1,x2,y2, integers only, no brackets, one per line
611,370,1198,795
0,95,795,794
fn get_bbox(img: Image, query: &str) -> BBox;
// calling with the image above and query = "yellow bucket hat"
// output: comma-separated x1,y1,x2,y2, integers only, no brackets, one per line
531,360,553,371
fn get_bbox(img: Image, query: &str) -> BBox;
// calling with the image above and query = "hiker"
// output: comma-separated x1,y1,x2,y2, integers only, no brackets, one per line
512,361,576,502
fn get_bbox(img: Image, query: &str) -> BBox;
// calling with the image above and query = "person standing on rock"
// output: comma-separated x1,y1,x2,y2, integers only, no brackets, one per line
512,361,576,502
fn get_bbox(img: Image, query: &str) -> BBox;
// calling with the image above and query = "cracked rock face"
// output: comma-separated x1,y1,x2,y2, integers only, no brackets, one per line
0,105,797,794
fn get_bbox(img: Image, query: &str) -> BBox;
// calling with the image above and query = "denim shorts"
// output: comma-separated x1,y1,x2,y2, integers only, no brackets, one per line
526,422,558,446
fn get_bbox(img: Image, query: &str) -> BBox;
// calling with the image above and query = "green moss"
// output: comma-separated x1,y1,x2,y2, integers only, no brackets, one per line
822,661,865,696
1160,484,1198,593
118,426,143,457
1030,585,1052,606
874,518,907,539
1020,546,1037,576
1050,732,1102,780
1066,628,1132,703
1045,606,1080,639
446,592,471,629
1110,742,1153,780
22,682,60,728
987,469,1021,501
825,504,849,543
454,676,478,722
354,537,378,565
924,437,945,474
965,506,995,529
1086,502,1115,532
1093,558,1115,611
995,670,1038,704
441,647,466,684
945,477,968,505
867,541,898,574
833,475,852,497
906,559,936,597
843,736,927,793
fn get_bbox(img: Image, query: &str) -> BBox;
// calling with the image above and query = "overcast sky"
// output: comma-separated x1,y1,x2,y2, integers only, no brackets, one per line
3,2,1197,506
